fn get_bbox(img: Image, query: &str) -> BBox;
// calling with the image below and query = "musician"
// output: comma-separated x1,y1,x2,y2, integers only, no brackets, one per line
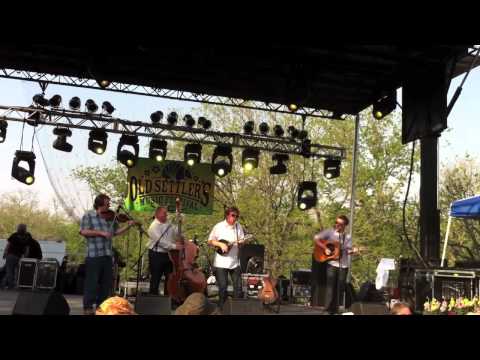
314,215,358,314
207,206,245,309
146,207,183,296
79,194,136,315
1,224,32,289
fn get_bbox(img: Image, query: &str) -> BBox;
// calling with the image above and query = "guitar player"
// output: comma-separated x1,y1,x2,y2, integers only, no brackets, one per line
313,215,359,314
207,206,246,309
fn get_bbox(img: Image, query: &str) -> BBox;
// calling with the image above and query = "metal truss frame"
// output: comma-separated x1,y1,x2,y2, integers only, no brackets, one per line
0,68,347,120
0,105,346,159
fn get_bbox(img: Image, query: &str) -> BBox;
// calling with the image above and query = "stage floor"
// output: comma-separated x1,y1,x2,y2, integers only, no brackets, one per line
0,289,327,315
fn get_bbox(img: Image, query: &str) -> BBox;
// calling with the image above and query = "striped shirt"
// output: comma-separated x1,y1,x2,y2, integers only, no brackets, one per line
80,210,119,258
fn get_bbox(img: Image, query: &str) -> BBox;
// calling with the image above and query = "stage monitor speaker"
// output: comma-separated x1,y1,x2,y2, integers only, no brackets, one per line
223,298,265,315
12,291,70,315
135,294,172,315
239,244,265,273
350,302,388,315
17,258,38,289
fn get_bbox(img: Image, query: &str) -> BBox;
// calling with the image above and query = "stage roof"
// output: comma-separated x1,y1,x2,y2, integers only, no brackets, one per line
0,44,474,115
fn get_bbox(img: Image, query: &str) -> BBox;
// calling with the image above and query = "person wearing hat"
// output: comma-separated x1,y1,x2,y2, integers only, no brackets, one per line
175,292,221,315
1,224,32,289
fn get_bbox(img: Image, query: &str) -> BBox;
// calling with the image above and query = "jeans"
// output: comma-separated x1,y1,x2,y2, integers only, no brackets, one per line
148,250,173,295
215,266,242,308
3,254,20,289
83,256,113,310
325,264,348,314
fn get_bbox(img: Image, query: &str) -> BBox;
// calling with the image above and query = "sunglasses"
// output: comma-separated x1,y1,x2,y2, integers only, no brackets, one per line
229,214,239,218
335,221,345,226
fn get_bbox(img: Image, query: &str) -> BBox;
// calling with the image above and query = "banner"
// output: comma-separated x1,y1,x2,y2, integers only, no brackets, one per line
124,159,214,214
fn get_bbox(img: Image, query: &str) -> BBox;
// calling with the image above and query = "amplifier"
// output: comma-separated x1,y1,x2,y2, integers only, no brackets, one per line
291,269,311,285
17,258,38,289
241,274,267,299
36,259,59,290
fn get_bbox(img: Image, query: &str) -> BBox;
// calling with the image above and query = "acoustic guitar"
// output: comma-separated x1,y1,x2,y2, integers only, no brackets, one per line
313,239,366,263
215,234,254,255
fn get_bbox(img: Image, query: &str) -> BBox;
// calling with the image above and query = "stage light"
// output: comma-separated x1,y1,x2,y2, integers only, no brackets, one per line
88,129,108,155
149,138,167,162
373,92,396,120
273,125,284,137
269,153,289,175
259,122,270,135
150,111,164,124
32,94,49,107
85,99,98,113
300,139,311,158
0,120,8,143
332,112,347,120
101,101,115,115
69,97,81,110
183,114,195,127
198,117,212,130
97,79,111,89
117,134,139,168
212,144,233,177
11,150,36,185
297,181,317,210
324,158,341,179
184,143,202,166
243,121,255,135
242,148,259,172
49,95,62,108
288,103,298,112
298,130,308,140
52,127,73,152
167,112,178,126
287,126,299,139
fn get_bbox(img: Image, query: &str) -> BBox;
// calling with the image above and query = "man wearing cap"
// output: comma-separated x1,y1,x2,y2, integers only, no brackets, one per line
175,292,220,315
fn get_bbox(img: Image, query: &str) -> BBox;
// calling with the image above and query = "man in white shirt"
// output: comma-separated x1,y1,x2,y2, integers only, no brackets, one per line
147,207,183,295
208,206,245,309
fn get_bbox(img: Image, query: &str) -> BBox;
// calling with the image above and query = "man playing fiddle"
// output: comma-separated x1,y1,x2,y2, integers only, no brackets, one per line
79,194,136,315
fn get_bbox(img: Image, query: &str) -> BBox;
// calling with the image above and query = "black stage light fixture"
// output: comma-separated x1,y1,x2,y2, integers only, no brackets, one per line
297,181,317,210
11,150,36,185
269,153,289,175
0,120,8,143
117,134,139,168
49,95,62,108
243,121,255,135
373,91,397,120
184,143,202,166
242,148,259,173
183,114,196,127
198,117,212,130
88,129,108,155
102,101,115,115
97,79,111,89
300,139,311,158
52,127,73,152
298,130,308,140
149,138,168,162
259,122,270,135
273,125,284,137
69,97,81,110
167,112,178,126
150,111,164,124
32,94,49,107
324,158,341,179
287,126,299,139
85,99,98,113
332,112,347,120
212,144,233,177
288,103,298,112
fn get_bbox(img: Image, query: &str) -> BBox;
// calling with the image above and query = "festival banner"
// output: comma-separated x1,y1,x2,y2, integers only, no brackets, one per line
124,159,214,214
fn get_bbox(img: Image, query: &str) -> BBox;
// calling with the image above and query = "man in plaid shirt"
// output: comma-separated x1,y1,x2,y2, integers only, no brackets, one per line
80,194,136,315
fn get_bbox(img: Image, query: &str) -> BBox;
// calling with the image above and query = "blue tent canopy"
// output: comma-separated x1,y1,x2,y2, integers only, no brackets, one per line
450,195,480,219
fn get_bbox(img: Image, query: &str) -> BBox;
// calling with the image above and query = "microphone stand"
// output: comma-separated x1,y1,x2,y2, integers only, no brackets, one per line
118,205,147,304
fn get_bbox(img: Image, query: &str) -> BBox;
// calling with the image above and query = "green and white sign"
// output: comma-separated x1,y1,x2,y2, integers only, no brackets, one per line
124,159,214,214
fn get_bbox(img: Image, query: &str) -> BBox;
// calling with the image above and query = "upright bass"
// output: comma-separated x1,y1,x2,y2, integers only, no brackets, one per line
166,198,207,304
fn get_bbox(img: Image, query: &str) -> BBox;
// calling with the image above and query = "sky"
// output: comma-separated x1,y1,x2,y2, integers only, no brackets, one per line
1,64,480,214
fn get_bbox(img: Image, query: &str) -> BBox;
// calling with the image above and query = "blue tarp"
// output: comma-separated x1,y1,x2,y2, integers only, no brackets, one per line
450,196,480,218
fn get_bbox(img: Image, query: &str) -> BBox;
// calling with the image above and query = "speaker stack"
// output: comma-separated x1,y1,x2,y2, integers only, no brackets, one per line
135,294,172,315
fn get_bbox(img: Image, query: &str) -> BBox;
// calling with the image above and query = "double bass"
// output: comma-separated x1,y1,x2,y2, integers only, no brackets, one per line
166,198,207,303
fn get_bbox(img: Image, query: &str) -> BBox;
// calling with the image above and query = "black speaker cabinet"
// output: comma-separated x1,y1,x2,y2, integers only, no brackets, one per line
17,258,38,289
350,302,388,315
36,260,59,290
414,270,434,311
223,298,265,315
12,291,70,315
135,294,172,315
239,244,265,273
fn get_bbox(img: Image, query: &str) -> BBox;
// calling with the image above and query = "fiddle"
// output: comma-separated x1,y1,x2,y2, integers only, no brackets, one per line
100,209,130,222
